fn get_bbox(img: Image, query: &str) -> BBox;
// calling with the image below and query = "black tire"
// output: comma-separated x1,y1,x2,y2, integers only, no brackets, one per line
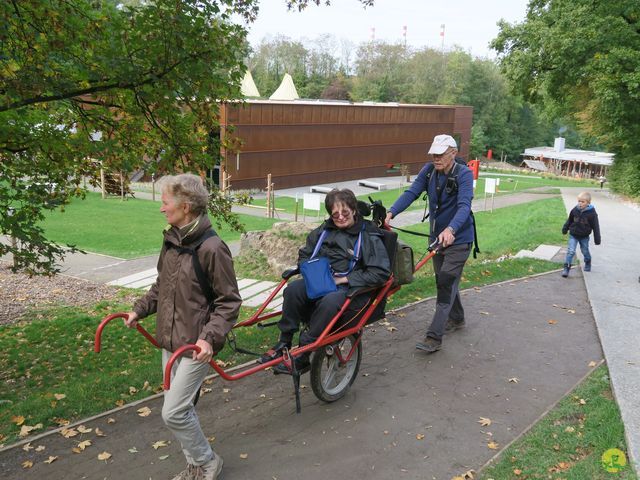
310,334,362,403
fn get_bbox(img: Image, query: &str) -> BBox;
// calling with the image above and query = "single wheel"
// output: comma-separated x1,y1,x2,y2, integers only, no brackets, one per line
310,334,362,403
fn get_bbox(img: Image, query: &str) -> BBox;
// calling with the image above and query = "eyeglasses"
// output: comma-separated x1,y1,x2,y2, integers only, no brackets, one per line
331,209,353,219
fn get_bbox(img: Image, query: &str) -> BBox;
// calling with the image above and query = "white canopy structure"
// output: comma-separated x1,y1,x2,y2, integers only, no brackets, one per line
522,138,614,176
240,70,260,98
269,73,299,101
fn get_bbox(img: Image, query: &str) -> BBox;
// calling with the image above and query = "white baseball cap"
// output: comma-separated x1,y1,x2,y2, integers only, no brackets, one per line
427,134,457,155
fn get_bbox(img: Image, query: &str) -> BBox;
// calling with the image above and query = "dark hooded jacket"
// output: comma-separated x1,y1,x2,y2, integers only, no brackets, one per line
298,216,391,290
562,204,601,244
133,215,242,353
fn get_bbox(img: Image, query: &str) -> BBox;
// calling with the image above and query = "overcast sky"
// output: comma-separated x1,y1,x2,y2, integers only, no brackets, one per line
245,0,531,58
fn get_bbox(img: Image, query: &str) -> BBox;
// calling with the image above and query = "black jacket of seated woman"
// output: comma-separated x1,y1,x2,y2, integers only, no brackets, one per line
259,189,391,372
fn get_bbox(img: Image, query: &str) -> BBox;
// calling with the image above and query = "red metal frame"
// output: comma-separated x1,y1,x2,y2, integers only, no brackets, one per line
94,236,439,391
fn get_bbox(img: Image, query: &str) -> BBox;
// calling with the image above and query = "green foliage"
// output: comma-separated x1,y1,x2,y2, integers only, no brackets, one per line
1,0,257,273
492,0,640,196
609,154,640,201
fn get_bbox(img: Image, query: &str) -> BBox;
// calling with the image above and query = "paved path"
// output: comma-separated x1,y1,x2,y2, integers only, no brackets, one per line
0,271,603,479
560,187,640,471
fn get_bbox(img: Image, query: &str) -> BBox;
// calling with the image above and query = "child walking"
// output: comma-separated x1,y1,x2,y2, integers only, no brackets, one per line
561,192,601,277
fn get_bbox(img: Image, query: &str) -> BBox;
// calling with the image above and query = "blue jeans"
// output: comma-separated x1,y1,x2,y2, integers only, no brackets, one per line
565,235,591,265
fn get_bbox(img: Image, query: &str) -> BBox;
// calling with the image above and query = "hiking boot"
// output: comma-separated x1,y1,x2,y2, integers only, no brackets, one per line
194,455,223,480
257,340,291,364
415,336,442,353
561,263,571,278
273,353,311,375
584,260,591,272
444,318,466,333
172,463,196,480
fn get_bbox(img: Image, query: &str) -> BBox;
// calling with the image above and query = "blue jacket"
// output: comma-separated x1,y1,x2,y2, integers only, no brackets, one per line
389,161,475,245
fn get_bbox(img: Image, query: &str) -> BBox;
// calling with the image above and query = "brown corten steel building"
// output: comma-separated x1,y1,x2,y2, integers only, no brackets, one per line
219,100,473,190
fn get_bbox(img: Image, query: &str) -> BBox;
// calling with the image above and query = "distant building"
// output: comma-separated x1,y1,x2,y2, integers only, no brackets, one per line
521,138,613,177
219,99,473,190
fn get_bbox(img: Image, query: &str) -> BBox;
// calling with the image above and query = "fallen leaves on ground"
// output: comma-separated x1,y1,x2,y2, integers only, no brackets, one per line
487,441,499,450
44,455,58,464
416,433,425,440
478,417,492,426
549,461,572,473
74,440,92,452
239,453,248,459
152,440,169,450
20,423,43,437
97,451,112,461
61,427,79,438
95,428,106,437
77,425,92,434
508,377,519,383
548,319,558,325
22,442,34,451
53,393,66,400
451,470,475,480
11,415,25,426
137,406,152,417
22,460,33,469
588,360,597,367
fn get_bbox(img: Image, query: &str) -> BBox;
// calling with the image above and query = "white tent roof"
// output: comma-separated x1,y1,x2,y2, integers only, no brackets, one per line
523,146,614,166
240,70,260,98
269,73,299,101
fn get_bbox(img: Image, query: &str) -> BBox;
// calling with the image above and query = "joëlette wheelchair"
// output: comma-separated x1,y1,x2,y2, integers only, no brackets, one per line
95,200,438,412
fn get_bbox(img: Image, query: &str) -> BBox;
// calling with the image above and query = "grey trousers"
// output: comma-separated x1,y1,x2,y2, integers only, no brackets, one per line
161,349,215,466
427,243,471,341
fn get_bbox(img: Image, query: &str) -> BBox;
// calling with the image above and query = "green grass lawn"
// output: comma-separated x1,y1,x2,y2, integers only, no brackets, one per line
39,192,281,258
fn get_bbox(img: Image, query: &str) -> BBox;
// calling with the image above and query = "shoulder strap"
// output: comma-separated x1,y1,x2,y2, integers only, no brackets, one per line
167,229,218,304
310,229,329,259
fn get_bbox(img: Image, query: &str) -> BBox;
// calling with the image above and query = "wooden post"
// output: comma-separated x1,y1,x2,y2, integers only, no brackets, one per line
152,173,156,201
266,174,272,218
119,171,124,200
294,193,299,222
100,165,106,199
270,182,276,218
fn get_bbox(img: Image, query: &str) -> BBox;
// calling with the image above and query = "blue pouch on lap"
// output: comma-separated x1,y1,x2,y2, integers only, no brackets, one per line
300,256,337,299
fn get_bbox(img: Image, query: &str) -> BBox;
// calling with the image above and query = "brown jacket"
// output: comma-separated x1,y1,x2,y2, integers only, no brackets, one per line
133,215,242,353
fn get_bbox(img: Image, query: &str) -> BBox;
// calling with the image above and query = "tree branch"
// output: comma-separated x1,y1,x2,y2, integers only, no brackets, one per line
1,49,214,112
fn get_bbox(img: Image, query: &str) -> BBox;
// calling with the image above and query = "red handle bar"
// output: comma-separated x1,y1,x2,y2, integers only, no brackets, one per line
163,344,211,390
94,312,160,353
